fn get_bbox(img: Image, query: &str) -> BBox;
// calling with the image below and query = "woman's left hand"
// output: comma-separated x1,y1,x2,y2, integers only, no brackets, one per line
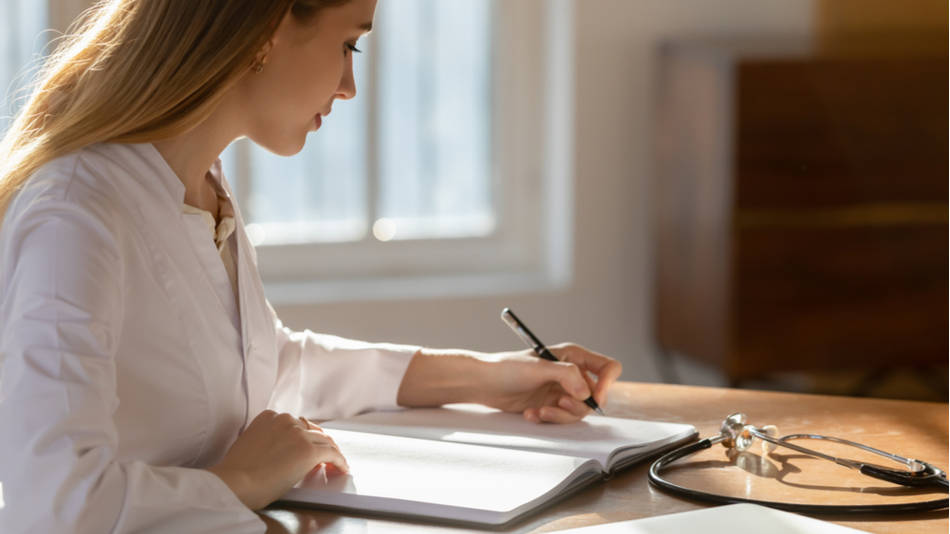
477,343,623,423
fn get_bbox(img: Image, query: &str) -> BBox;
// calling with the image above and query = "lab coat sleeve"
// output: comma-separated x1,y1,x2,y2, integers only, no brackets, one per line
266,302,419,420
0,180,264,533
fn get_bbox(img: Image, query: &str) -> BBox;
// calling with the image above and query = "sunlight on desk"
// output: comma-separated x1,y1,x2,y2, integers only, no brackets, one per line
265,383,948,534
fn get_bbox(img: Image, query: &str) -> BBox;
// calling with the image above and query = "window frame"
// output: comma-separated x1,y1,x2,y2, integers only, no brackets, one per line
255,0,576,304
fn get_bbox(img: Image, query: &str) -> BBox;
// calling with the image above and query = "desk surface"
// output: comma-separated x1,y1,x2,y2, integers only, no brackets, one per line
261,382,948,534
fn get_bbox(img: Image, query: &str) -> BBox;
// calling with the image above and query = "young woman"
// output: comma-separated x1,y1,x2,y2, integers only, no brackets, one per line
0,1,622,532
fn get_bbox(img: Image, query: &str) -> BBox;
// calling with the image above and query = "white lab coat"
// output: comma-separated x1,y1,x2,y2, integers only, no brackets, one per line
0,143,418,533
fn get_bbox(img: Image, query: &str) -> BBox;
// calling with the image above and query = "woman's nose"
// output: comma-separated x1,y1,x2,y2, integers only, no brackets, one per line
336,59,356,100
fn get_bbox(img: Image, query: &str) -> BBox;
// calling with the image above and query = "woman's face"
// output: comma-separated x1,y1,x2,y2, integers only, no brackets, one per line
234,0,377,156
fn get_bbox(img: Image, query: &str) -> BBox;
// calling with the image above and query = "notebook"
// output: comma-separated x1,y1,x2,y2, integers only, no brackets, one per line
278,404,697,527
554,503,871,533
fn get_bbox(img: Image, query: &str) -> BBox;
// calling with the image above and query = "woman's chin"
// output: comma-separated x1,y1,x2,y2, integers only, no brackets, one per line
258,137,307,157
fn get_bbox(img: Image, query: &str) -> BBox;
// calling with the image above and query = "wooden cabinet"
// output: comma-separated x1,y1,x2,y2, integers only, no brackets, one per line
652,37,947,383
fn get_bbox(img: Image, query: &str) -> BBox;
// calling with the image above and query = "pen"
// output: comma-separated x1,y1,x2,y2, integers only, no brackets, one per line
500,307,605,416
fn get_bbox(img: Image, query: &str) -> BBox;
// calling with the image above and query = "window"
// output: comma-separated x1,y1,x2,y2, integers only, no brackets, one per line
233,0,576,303
0,1,48,134
227,0,494,246
2,0,575,304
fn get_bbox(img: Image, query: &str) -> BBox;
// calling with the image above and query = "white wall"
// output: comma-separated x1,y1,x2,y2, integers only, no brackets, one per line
274,0,815,382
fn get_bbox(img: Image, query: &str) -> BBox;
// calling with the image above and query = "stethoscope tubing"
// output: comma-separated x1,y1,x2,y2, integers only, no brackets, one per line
648,437,950,514
752,429,950,489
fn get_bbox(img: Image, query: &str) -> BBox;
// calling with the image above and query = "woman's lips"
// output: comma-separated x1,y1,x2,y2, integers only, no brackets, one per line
313,114,323,130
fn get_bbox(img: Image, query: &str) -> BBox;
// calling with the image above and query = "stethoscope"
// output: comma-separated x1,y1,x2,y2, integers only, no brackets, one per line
648,413,949,513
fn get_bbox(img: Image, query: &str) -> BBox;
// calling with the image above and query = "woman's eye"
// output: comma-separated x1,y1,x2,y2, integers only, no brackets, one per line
345,42,362,56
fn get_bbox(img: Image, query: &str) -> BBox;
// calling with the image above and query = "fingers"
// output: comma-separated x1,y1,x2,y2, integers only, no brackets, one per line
580,370,598,402
310,440,350,474
215,410,352,509
523,401,586,424
544,361,593,402
299,417,334,442
551,344,623,406
322,462,347,476
590,358,622,405
557,395,592,418
273,411,304,429
270,412,350,473
523,408,542,423
304,427,339,449
296,417,349,473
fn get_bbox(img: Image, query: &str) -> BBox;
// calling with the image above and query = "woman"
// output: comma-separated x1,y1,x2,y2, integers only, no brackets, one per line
0,0,622,532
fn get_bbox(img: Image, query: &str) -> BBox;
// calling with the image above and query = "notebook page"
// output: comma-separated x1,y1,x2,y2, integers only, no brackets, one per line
322,404,694,467
280,429,601,525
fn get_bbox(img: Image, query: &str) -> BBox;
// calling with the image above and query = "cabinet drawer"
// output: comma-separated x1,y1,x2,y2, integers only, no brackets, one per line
731,224,947,377
735,58,947,210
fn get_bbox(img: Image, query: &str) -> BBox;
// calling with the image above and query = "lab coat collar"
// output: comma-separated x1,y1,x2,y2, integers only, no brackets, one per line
97,143,233,214
91,142,187,208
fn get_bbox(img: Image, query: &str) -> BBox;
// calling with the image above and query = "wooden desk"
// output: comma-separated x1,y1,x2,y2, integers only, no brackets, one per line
261,383,949,533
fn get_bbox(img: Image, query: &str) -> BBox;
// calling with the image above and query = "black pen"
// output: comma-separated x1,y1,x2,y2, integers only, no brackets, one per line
500,307,605,416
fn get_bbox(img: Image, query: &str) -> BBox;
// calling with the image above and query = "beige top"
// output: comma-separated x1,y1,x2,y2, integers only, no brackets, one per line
181,171,239,303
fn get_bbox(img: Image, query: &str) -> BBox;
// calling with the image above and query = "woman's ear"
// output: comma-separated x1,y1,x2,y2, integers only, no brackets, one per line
256,38,275,67
257,9,291,67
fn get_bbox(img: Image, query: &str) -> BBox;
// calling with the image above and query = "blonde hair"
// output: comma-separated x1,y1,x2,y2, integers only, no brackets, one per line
0,0,344,222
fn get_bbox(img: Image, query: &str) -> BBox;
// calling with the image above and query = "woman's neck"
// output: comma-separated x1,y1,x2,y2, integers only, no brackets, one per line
153,107,238,212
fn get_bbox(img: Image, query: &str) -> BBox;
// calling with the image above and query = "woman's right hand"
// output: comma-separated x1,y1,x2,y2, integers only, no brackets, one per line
206,410,349,510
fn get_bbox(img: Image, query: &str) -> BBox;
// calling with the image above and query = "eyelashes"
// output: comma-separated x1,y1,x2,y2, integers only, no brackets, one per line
345,43,362,55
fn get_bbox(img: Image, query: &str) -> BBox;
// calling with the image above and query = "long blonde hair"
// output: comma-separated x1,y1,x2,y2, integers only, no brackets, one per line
0,0,344,221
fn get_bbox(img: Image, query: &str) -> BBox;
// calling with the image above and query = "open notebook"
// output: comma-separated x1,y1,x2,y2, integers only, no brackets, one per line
279,404,696,527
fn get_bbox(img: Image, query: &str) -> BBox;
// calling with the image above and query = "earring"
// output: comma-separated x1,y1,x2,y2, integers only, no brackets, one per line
252,53,268,73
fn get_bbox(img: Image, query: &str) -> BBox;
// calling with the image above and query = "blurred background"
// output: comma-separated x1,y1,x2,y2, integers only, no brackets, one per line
2,0,946,401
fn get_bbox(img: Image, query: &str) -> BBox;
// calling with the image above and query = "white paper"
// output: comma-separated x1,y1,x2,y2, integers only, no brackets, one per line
322,403,695,468
282,429,600,524
555,504,871,533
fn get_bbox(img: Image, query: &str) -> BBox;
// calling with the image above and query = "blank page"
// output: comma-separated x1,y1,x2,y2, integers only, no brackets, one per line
323,404,695,467
281,428,600,525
